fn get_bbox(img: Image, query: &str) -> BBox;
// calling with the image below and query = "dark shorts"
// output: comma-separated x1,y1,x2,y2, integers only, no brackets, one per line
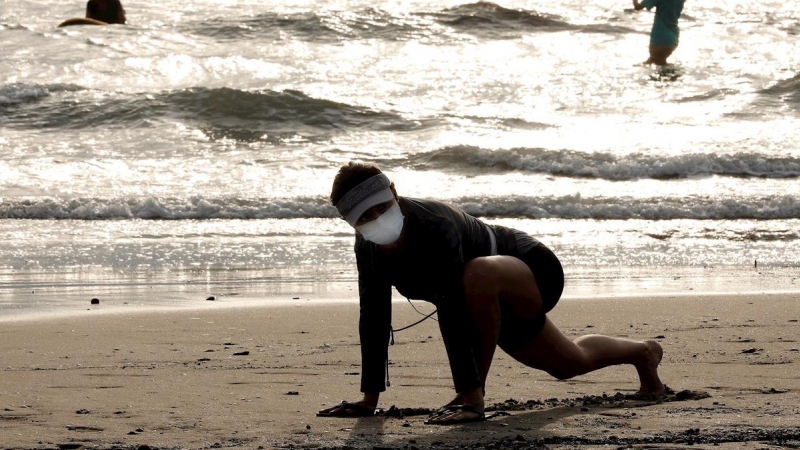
497,231,564,352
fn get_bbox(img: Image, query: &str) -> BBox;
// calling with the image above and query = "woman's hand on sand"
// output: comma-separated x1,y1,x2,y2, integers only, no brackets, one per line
317,393,379,417
317,400,377,417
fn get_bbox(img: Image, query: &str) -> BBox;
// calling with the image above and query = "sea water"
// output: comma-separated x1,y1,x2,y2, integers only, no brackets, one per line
1,0,799,317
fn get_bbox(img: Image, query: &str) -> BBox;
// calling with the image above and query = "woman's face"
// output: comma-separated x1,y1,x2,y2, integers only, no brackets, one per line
354,200,395,227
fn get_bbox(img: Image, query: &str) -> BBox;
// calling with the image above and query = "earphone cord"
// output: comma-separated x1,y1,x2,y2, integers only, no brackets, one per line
385,298,438,387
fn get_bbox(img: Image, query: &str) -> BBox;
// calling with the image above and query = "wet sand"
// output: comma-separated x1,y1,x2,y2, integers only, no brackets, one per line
1,293,798,449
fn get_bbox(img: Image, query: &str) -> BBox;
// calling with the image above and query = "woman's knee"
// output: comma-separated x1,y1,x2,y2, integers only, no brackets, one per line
463,257,502,293
463,256,545,319
463,257,499,310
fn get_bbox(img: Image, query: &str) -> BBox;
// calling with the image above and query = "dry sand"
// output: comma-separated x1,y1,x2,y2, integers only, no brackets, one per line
1,293,798,450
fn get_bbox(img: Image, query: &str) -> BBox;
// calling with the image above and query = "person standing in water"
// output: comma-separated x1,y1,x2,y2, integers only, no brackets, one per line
633,0,685,66
86,0,126,24
317,162,666,425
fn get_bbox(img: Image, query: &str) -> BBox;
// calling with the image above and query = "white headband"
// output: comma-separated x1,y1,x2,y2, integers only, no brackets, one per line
335,174,394,226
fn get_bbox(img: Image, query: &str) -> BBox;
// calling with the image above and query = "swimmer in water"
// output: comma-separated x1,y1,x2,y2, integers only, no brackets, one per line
85,0,126,24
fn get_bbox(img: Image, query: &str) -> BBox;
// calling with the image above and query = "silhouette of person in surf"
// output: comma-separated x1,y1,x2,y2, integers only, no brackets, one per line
632,0,685,66
86,0,126,24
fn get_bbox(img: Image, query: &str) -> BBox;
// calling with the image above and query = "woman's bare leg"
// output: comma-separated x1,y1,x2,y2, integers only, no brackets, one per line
648,46,676,66
429,255,665,424
428,256,543,424
506,318,665,398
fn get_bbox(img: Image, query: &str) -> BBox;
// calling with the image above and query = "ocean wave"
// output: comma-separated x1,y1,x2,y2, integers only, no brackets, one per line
0,22,28,31
431,2,634,36
757,74,800,110
188,8,421,42
0,83,84,107
2,194,798,221
675,88,740,103
185,3,633,43
402,146,800,180
0,196,338,220
0,85,427,140
434,2,568,30
737,228,800,242
457,194,800,220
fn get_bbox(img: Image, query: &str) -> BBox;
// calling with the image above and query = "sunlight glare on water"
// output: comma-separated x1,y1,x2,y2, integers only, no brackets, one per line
0,0,798,315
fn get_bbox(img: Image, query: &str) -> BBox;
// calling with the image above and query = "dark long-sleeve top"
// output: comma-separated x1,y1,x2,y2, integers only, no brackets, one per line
355,197,517,393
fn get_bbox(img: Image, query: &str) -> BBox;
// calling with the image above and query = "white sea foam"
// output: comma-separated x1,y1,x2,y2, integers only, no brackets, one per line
1,194,798,221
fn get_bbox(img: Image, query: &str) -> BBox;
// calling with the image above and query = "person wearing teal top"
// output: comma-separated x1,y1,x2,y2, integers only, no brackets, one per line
633,0,685,66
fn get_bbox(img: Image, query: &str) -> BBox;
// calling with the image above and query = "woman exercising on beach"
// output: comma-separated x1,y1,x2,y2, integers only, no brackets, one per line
318,162,666,425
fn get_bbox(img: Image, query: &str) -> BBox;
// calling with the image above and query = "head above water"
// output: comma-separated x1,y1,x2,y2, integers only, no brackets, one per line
86,0,126,24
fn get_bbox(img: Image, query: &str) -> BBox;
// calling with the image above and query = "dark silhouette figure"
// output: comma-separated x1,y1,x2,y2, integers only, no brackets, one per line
86,0,126,24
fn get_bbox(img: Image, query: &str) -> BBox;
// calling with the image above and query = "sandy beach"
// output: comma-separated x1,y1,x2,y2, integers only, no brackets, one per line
1,292,798,450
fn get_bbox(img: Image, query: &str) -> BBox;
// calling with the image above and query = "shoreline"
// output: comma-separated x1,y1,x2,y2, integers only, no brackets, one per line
1,264,797,323
2,288,799,325
1,293,798,449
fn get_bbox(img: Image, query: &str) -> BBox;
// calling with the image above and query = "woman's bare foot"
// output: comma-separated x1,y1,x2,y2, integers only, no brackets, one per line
635,340,665,399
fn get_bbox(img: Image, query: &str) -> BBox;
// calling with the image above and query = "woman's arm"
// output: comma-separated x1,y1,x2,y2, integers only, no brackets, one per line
436,290,483,393
356,240,393,395
431,227,484,393
318,241,390,417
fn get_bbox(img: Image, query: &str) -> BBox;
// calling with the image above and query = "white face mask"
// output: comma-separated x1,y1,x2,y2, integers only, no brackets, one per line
356,203,405,245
